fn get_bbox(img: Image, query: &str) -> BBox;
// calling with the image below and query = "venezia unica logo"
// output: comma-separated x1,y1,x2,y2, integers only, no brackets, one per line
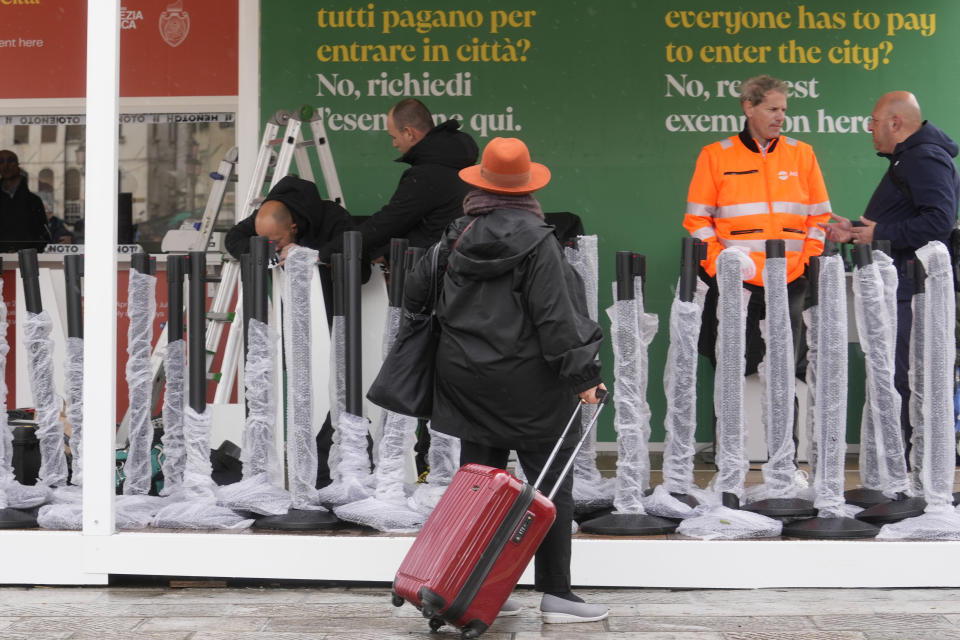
120,6,144,30
159,0,190,48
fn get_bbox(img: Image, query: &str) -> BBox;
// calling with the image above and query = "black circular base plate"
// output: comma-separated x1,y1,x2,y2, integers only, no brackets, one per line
252,508,343,531
855,496,927,525
0,508,39,530
782,516,880,539
579,512,678,536
742,498,817,518
844,488,890,509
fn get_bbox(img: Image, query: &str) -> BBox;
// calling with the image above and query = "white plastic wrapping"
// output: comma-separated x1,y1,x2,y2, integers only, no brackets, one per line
879,242,960,539
64,336,84,487
152,405,254,529
908,287,926,494
812,254,850,517
240,319,282,482
853,255,910,497
914,242,956,511
802,306,819,480
283,247,323,510
216,472,291,516
159,338,186,497
216,318,291,516
643,484,696,519
745,256,801,502
326,315,346,481
315,411,374,507
0,281,51,510
408,425,461,515
564,235,614,511
712,248,752,498
607,279,658,514
39,494,166,530
676,504,782,540
123,269,157,496
661,278,703,496
335,302,424,531
564,235,599,324
22,310,67,488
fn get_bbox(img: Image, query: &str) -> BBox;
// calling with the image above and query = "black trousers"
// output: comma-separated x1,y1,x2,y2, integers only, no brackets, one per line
459,439,574,595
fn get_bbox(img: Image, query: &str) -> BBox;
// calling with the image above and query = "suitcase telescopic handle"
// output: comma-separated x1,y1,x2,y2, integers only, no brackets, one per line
533,388,610,501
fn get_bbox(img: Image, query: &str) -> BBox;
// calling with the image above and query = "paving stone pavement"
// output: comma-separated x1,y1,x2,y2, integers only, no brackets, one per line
2,584,960,639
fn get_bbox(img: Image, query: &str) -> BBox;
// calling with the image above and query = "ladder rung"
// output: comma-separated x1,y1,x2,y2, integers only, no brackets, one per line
207,312,235,322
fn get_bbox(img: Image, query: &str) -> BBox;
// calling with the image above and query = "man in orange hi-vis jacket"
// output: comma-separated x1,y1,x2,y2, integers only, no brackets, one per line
684,74,832,379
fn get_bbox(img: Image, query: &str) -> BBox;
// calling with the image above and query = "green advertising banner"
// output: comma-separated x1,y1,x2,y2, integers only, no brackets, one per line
261,1,960,442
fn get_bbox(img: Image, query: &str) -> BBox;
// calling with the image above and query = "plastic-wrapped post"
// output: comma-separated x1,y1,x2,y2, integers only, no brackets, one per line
18,249,42,314
658,237,705,501
250,237,270,324
679,238,704,303
131,253,156,277
742,239,814,517
343,231,363,416
160,254,187,498
167,256,185,341
64,255,83,339
615,251,633,301
388,238,410,308
188,252,207,413
781,247,879,539
850,240,922,524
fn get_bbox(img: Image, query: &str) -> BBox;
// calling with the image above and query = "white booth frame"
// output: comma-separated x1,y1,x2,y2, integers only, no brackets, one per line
2,0,960,588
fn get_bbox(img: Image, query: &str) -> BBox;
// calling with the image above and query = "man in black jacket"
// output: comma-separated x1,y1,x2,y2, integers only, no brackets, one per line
318,98,478,265
0,150,49,252
225,175,352,323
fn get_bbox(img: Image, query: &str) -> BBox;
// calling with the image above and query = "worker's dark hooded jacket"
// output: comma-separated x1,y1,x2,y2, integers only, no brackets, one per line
404,209,603,450
225,175,351,260
330,119,477,262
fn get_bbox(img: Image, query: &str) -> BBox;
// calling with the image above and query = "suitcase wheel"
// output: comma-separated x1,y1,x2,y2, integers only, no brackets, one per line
461,620,487,639
391,593,404,608
428,616,445,632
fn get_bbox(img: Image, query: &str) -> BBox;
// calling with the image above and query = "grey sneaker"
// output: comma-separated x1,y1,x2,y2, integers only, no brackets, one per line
539,593,609,624
498,597,523,617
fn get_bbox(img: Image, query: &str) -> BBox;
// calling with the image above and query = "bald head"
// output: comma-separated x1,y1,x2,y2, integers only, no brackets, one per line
869,91,923,154
254,200,298,250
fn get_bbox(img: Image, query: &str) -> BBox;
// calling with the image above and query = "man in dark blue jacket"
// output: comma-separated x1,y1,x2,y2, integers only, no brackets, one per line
821,91,960,458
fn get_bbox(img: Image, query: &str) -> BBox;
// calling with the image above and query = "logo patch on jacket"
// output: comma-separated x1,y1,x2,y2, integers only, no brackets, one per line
777,170,799,181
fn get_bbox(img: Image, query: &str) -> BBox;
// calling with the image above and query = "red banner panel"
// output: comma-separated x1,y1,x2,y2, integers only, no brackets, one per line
1,1,236,99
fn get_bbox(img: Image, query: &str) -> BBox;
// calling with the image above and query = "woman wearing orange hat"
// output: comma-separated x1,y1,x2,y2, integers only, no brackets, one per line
404,137,608,623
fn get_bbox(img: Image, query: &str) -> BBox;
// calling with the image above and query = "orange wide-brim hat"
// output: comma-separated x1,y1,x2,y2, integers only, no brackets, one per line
459,137,551,195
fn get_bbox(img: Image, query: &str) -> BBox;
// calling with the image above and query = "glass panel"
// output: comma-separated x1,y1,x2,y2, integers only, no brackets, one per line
2,114,236,252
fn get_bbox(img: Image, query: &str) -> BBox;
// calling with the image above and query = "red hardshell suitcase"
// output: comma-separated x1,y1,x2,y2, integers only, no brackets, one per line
391,391,609,639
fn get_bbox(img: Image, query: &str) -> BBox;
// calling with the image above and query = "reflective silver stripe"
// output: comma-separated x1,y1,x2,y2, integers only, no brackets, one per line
721,237,805,253
721,238,766,253
692,227,716,241
782,136,798,146
685,202,717,218
772,201,809,216
716,201,769,218
807,227,826,242
809,200,832,216
719,138,734,149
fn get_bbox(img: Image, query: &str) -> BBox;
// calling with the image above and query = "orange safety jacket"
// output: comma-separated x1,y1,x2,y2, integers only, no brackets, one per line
683,130,831,287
